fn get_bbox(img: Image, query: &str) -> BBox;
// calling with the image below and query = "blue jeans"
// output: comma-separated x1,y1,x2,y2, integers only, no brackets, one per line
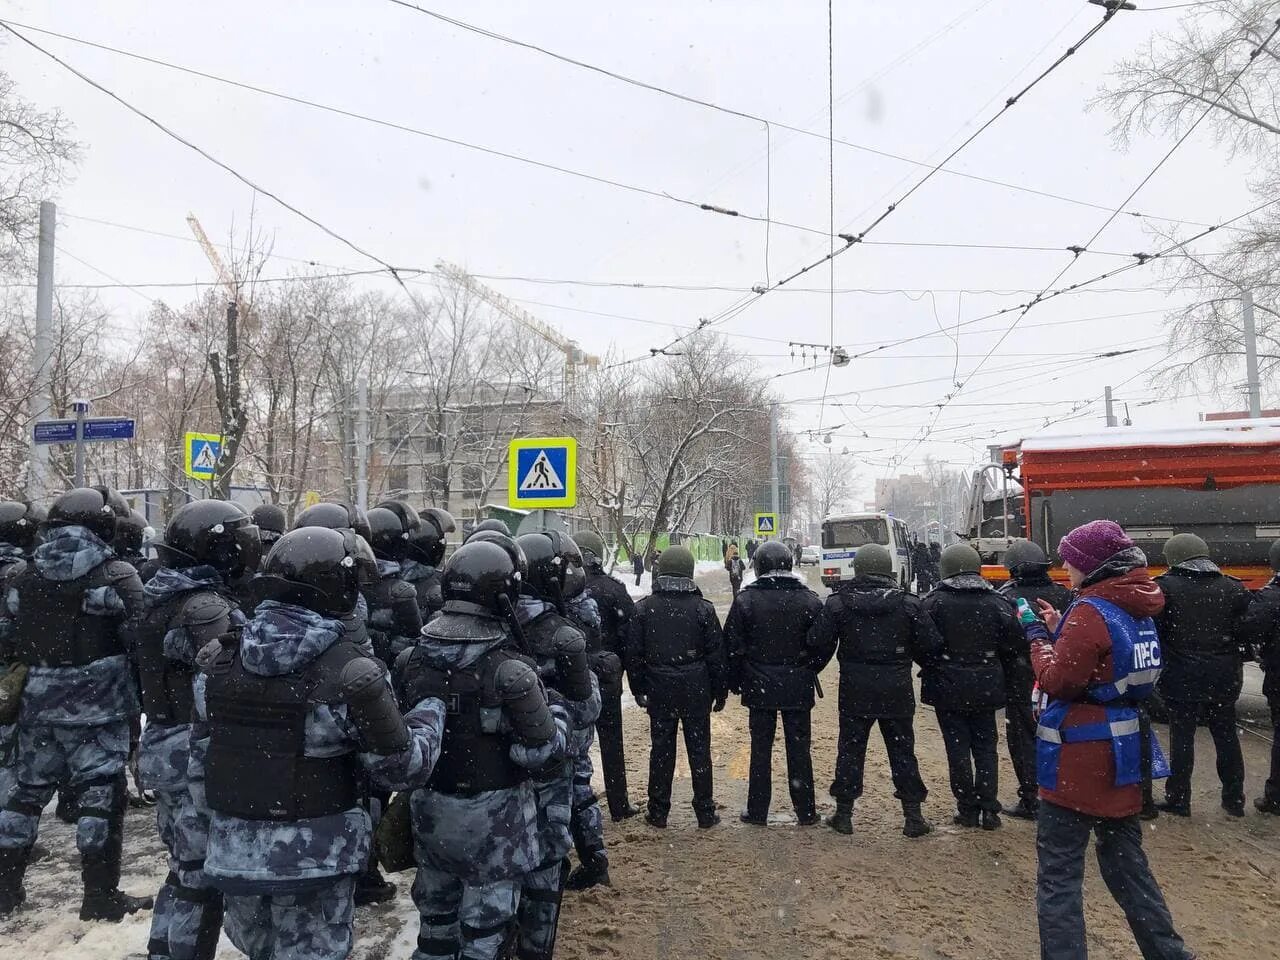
1036,801,1193,960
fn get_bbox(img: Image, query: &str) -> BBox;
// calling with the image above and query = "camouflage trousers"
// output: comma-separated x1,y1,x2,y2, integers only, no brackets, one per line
0,724,15,807
411,863,520,960
570,748,606,862
222,876,355,960
148,788,222,960
515,857,568,960
0,720,128,855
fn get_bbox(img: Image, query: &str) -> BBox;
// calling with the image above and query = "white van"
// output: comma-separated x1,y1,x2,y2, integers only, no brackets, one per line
820,512,913,589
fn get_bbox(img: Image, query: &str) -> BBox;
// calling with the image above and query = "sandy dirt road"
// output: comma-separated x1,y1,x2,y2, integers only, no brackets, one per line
4,565,1278,958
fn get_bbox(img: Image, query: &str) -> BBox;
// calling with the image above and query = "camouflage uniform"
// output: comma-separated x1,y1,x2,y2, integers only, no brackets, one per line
396,611,571,960
137,566,243,960
364,558,423,665
0,545,27,806
514,597,601,960
565,593,607,868
189,600,445,960
0,526,144,897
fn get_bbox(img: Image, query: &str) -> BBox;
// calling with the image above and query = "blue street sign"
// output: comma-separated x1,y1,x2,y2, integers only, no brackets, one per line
82,417,135,441
33,420,76,444
508,437,577,509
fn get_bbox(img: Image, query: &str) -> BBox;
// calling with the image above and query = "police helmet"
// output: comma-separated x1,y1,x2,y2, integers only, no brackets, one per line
572,530,607,569
1003,539,1049,573
441,540,521,614
853,543,893,578
115,509,150,556
752,540,794,577
939,543,982,579
467,518,512,541
293,501,373,546
1163,533,1210,568
0,501,43,553
422,507,456,537
91,484,132,520
376,500,445,566
251,504,288,545
367,506,411,561
45,487,124,543
162,499,261,575
516,532,568,601
255,526,365,617
466,530,529,580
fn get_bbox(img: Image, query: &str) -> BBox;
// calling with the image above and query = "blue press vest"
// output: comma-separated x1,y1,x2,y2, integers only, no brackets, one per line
1036,596,1169,791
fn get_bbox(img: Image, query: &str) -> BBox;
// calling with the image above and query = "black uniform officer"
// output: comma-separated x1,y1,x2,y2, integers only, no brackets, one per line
134,498,258,960
0,502,42,807
365,506,426,665
997,539,1074,819
1155,533,1253,817
724,541,823,826
922,543,1024,830
1242,539,1280,815
627,546,726,829
809,543,942,836
377,501,455,622
572,531,639,821
249,504,287,559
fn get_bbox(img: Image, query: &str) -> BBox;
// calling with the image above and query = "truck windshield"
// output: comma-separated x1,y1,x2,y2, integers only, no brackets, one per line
822,518,889,548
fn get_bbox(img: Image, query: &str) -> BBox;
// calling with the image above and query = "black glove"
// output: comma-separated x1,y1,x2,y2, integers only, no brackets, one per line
713,696,727,713
633,691,649,709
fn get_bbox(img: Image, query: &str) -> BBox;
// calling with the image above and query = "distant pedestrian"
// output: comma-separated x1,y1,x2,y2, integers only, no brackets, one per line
725,544,746,598
912,540,935,594
1241,539,1280,815
633,549,644,587
747,540,758,562
1031,520,1192,960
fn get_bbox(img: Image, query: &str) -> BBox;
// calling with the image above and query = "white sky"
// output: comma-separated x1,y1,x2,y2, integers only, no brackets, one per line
0,0,1261,496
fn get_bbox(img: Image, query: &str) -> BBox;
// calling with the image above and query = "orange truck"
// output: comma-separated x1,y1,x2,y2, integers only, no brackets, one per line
979,420,1280,588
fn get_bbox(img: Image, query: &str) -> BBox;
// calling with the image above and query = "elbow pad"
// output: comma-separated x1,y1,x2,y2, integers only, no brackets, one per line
493,659,556,746
342,658,411,755
590,650,623,686
553,626,594,701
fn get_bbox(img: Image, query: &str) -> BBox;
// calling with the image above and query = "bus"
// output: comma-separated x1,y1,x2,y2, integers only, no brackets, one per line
820,512,913,589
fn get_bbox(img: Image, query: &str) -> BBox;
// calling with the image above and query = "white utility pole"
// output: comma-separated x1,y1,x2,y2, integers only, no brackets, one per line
28,201,55,501
1104,386,1118,428
1243,291,1262,419
769,403,780,521
356,376,369,512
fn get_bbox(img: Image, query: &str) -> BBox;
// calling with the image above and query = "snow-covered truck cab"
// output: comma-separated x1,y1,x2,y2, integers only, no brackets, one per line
820,512,912,589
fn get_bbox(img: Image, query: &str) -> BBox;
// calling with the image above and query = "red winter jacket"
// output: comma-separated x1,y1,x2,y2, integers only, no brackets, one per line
1030,568,1165,819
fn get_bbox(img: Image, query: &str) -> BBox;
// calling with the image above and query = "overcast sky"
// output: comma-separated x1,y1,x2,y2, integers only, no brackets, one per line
0,0,1259,492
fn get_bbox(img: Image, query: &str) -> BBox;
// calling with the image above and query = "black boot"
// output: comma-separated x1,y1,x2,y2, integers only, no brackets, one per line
354,863,397,906
55,786,79,825
80,807,153,922
1255,796,1280,815
953,808,980,828
826,800,854,835
0,846,31,917
980,809,1002,831
1006,798,1039,821
564,851,611,891
610,802,640,822
902,802,932,838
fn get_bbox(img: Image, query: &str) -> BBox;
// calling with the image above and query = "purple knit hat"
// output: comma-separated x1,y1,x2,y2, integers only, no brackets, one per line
1059,520,1134,575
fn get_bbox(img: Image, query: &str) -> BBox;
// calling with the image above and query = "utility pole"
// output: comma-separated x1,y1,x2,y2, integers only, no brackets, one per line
1243,290,1262,419
769,403,780,523
29,201,55,501
72,398,89,487
1104,386,1118,428
355,376,369,512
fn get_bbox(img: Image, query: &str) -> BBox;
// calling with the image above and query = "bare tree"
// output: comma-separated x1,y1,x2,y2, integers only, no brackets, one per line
806,448,857,521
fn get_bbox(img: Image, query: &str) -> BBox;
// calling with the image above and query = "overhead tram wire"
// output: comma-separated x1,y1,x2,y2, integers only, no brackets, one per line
608,5,1129,369
0,23,417,299
380,0,1225,232
888,13,1280,464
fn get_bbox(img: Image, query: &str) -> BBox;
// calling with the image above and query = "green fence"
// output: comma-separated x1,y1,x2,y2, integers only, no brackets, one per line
616,533,739,563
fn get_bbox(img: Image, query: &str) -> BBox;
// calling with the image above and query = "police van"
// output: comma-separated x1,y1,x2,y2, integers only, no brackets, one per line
820,512,913,589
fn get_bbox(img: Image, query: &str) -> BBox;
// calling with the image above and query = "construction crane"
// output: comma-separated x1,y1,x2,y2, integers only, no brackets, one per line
186,213,258,332
434,260,599,400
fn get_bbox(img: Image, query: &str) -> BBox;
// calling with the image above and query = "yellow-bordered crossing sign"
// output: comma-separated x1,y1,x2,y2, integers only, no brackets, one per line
755,512,778,537
508,437,577,509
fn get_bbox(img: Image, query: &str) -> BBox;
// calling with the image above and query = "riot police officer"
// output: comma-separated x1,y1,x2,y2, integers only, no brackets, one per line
998,540,1074,820
377,501,455,622
627,546,726,829
114,509,152,571
572,531,638,821
393,540,568,960
512,530,602,950
468,518,512,539
922,543,1024,830
0,502,42,807
0,487,153,919
135,498,258,959
1155,533,1252,817
191,527,446,960
809,543,942,837
364,506,427,664
250,503,287,557
724,540,823,826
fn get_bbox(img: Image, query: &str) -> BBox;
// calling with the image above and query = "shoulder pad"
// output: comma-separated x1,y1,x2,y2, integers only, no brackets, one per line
99,559,143,585
392,645,417,677
390,579,418,602
492,655,538,694
180,591,236,628
338,655,386,696
198,637,234,673
553,622,586,654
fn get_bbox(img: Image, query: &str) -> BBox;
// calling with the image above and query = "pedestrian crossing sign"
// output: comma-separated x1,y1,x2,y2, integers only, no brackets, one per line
509,437,577,509
184,432,224,480
755,512,778,537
